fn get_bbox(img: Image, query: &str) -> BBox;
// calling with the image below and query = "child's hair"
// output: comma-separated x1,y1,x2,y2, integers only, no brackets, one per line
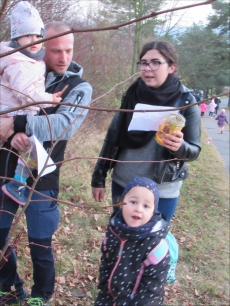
221,109,225,113
116,176,159,212
11,1,44,40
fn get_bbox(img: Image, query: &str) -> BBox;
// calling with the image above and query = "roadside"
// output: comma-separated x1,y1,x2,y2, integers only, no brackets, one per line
202,98,229,174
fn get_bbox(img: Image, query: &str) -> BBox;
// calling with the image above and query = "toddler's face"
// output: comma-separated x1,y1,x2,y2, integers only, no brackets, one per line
122,186,155,227
16,34,43,54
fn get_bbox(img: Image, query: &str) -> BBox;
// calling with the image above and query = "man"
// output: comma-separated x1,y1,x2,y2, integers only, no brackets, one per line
214,96,221,115
194,92,201,103
0,21,92,306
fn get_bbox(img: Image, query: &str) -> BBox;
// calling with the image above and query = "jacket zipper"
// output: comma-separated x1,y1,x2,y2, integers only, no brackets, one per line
108,227,127,300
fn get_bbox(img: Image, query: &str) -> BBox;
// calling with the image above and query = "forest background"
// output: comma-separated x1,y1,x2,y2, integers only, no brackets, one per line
1,0,229,102
0,0,229,305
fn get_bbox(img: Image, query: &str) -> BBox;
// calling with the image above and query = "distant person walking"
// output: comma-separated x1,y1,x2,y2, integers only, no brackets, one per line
215,109,228,134
200,102,207,117
214,97,221,115
208,99,217,117
194,92,201,102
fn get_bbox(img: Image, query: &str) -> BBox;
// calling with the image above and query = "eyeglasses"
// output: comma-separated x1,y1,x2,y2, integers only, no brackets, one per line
137,60,167,71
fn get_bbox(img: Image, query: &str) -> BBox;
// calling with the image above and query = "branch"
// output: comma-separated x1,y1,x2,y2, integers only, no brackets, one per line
1,92,229,117
0,0,216,58
0,0,8,20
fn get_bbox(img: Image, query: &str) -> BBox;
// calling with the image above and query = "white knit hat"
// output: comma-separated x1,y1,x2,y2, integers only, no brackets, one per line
11,1,44,39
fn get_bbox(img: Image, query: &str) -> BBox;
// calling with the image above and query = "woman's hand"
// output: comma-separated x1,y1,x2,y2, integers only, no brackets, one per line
92,187,105,202
162,131,184,152
10,133,30,152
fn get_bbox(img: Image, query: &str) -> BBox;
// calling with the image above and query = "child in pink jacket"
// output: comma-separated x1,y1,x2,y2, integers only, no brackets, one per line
200,102,207,117
0,1,62,205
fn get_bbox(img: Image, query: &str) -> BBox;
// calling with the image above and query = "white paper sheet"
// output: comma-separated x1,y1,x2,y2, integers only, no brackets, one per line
128,104,179,131
29,135,56,176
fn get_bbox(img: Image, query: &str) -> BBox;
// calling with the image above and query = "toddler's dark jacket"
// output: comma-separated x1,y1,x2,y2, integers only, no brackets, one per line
95,212,170,306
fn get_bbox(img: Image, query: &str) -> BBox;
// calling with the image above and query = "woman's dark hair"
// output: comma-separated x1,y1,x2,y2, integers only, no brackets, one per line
139,40,178,74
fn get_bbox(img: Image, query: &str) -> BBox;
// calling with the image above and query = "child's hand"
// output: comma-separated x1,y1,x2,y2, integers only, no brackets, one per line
52,92,62,103
52,85,68,104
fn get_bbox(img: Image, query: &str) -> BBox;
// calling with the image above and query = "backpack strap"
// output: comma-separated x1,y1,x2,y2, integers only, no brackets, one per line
130,239,169,300
60,76,86,101
144,239,169,266
44,75,86,114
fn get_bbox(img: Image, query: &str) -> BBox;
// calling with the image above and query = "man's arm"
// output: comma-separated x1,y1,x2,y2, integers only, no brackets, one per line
14,82,92,142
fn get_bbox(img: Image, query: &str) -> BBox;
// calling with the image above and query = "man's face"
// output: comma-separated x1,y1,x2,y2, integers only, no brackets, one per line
44,30,74,74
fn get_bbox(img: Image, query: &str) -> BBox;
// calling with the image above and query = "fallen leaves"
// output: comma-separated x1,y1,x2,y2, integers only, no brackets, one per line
56,276,66,284
179,237,186,243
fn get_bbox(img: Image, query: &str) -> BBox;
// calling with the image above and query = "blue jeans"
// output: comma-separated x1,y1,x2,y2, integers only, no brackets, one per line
111,180,178,222
0,184,60,298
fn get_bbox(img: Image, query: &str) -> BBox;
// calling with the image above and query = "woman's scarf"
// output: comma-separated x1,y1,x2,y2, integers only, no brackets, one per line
116,74,183,149
9,40,45,61
110,210,162,240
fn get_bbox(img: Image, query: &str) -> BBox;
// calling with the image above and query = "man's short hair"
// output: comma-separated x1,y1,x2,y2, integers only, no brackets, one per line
44,21,71,34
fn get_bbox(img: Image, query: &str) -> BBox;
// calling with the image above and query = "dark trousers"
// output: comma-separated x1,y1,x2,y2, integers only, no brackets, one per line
0,185,60,299
111,180,178,222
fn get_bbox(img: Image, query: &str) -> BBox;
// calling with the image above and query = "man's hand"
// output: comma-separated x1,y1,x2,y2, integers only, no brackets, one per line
10,133,30,152
0,117,14,139
92,187,105,202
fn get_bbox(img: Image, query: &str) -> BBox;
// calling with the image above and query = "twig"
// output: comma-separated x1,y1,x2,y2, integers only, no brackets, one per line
0,0,9,20
59,85,68,96
1,91,229,117
0,0,216,58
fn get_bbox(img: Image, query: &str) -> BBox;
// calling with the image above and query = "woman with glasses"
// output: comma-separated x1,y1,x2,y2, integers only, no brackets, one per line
91,40,201,222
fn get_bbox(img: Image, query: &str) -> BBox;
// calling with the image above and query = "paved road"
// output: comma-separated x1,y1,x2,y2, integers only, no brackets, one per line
202,98,229,174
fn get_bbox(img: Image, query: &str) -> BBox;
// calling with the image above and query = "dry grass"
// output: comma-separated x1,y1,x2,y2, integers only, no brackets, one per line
13,114,229,306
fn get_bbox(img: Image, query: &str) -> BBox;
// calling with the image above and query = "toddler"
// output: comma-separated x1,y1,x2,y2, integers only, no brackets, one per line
0,1,62,205
215,109,228,134
95,177,171,306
